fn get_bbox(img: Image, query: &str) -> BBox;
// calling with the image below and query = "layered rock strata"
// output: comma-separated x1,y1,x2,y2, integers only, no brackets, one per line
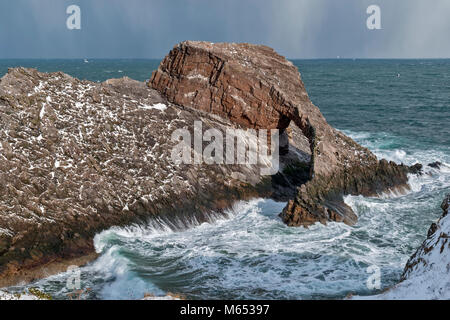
0,68,292,282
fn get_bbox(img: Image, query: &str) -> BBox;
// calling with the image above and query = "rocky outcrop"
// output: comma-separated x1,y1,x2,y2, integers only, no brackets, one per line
151,41,416,227
151,41,377,177
0,42,420,282
402,194,449,280
280,160,415,227
0,67,292,282
360,195,450,299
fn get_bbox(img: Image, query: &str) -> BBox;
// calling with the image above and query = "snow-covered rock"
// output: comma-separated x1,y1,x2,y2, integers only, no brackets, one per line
0,67,311,282
360,194,450,299
0,288,49,300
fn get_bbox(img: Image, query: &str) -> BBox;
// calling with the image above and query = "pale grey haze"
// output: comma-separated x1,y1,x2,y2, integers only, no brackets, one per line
0,0,449,59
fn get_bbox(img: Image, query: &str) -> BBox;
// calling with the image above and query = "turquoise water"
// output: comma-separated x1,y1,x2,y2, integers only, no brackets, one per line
298,59,450,152
0,59,160,83
2,59,449,300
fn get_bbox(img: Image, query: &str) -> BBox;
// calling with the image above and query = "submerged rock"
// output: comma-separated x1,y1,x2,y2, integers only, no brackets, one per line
427,161,442,169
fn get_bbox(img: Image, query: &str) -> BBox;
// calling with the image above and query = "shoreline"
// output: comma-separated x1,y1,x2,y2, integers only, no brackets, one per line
0,252,98,289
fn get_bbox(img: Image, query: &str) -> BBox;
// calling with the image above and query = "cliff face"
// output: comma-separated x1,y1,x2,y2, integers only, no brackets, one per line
397,194,450,298
151,41,415,227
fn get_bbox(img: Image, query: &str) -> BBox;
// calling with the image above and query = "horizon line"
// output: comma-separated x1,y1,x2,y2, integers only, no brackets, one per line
1,57,450,61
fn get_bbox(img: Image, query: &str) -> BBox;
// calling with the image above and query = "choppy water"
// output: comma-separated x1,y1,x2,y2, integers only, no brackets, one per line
2,59,449,300
0,59,161,83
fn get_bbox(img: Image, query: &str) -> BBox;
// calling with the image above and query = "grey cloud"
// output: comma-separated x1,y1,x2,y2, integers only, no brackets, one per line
0,0,449,58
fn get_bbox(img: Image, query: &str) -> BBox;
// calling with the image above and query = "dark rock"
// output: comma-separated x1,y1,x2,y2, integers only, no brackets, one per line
409,163,423,174
428,161,442,169
279,160,411,227
427,223,438,237
442,194,450,216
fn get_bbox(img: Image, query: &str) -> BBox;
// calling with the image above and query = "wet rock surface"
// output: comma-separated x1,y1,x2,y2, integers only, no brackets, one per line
280,160,413,227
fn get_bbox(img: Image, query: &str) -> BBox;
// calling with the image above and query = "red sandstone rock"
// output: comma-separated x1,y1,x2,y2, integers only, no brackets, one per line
150,41,377,178
151,41,416,228
0,68,276,281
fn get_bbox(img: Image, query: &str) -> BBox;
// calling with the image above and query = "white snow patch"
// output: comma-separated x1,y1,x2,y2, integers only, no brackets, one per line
39,105,46,119
0,227,13,237
139,103,167,111
186,74,209,82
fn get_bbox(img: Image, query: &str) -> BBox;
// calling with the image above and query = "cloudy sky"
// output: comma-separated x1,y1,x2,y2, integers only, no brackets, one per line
0,0,449,59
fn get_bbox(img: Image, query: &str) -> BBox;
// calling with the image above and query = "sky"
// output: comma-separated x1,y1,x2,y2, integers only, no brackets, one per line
0,0,449,59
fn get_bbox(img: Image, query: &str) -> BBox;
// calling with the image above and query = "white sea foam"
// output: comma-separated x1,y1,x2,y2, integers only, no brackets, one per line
67,195,440,299
343,129,450,167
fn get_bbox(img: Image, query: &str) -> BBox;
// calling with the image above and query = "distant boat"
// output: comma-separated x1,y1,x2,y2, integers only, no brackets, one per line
84,59,89,63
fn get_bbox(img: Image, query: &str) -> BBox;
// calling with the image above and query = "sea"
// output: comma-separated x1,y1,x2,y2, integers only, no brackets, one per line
1,59,449,300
